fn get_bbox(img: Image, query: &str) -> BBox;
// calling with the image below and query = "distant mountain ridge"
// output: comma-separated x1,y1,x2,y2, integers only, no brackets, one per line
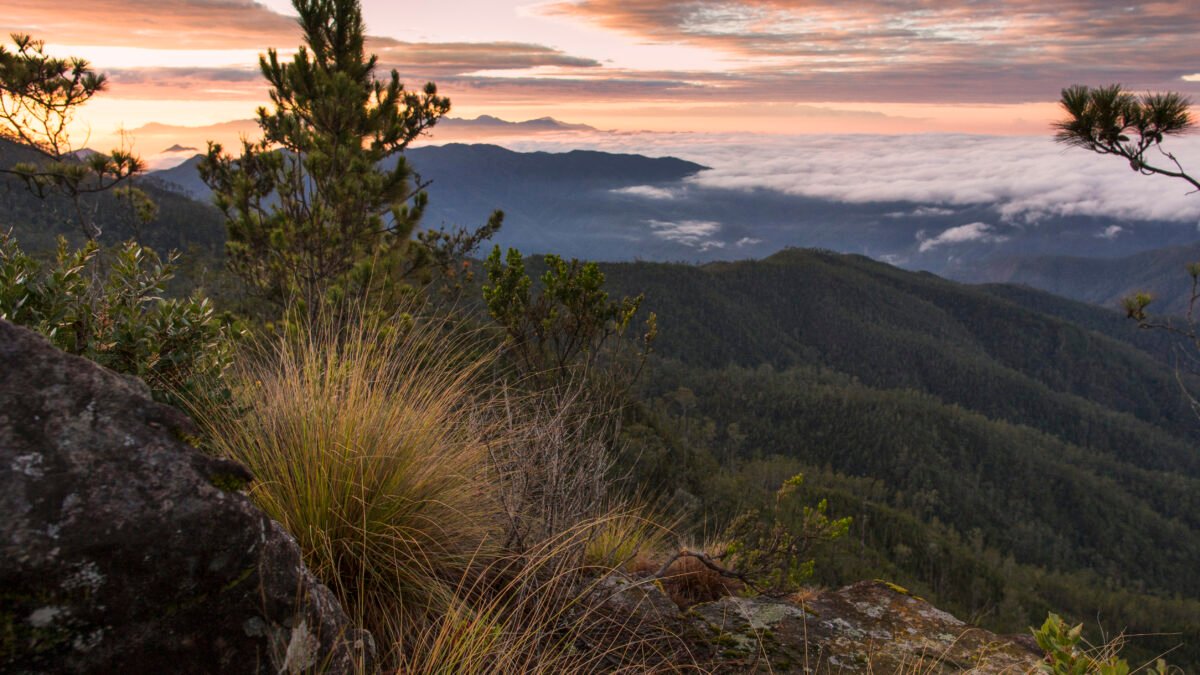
147,143,706,201
437,115,597,132
145,143,711,256
955,242,1200,315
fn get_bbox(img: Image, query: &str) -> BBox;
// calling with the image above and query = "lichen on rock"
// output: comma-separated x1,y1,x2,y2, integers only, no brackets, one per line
0,320,373,674
690,580,1042,673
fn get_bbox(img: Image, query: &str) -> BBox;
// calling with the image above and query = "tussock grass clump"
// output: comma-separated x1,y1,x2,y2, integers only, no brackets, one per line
198,309,698,671
403,519,698,674
584,505,675,573
199,313,500,654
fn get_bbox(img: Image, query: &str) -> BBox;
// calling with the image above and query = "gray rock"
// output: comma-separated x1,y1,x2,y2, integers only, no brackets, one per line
0,320,374,674
690,580,1043,673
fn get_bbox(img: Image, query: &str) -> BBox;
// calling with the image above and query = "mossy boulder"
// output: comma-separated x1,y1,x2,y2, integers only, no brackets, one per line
0,320,373,674
691,580,1042,673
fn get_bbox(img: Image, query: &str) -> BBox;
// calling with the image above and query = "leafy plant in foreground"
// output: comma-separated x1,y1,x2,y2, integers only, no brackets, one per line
1033,613,1179,675
722,473,852,595
0,231,236,405
653,473,851,598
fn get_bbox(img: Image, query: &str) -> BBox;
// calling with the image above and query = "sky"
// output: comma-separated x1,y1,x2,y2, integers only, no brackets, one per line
6,0,1200,153
6,0,1200,262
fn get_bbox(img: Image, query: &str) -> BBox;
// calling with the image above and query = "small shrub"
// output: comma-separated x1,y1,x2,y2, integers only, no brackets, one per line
482,245,656,388
1033,613,1179,675
0,231,235,406
722,474,852,595
490,379,616,552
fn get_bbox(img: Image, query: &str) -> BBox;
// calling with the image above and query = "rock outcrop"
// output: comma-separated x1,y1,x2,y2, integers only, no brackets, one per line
586,571,1043,673
0,320,373,674
691,580,1042,673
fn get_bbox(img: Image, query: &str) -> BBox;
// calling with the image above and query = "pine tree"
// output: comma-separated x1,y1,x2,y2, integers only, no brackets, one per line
1055,84,1196,190
0,34,146,240
200,0,495,313
1055,84,1200,417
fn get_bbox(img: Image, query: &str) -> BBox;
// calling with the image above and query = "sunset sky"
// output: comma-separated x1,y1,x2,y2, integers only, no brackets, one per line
5,0,1200,151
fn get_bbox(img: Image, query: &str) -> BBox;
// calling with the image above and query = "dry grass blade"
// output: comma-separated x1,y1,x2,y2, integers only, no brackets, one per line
193,307,700,672
401,515,702,674
197,310,502,663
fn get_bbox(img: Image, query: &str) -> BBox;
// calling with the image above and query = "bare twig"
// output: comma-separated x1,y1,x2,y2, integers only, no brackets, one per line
653,549,763,594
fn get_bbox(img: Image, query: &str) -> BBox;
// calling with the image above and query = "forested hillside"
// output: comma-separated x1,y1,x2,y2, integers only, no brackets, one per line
0,138,225,257
8,138,1200,662
956,242,1200,315
600,249,1200,664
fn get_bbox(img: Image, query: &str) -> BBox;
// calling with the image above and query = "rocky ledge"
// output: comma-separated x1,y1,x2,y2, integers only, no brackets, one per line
691,580,1042,673
590,572,1042,673
0,320,373,674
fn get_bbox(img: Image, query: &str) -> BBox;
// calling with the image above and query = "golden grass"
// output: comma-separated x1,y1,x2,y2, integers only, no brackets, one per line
583,502,675,572
196,309,699,671
198,312,501,659
402,525,649,673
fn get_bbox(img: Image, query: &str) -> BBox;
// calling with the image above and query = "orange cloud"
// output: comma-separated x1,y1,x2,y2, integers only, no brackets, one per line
370,38,600,77
1,0,297,49
545,0,1200,101
11,0,1199,139
96,39,602,101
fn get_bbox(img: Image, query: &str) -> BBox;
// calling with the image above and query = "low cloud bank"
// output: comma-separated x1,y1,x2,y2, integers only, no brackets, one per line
510,132,1200,226
648,219,724,250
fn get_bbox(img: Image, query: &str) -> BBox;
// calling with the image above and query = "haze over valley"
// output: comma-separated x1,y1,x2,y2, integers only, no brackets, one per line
142,127,1200,312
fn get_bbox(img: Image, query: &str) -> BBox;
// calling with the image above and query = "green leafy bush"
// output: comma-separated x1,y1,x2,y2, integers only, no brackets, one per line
482,245,656,387
722,473,852,594
0,231,236,405
1033,613,1178,675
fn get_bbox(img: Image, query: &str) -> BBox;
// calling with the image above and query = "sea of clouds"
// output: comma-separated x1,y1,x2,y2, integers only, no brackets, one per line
504,131,1200,228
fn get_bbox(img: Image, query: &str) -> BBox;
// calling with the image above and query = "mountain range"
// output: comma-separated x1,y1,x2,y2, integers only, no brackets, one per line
143,143,1200,287
6,134,1200,664
601,249,1200,664
14,136,1200,313
435,115,597,134
129,115,599,164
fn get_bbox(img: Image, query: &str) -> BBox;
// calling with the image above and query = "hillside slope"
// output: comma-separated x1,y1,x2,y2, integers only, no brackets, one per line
600,249,1200,663
608,249,1200,459
954,242,1200,315
0,138,225,258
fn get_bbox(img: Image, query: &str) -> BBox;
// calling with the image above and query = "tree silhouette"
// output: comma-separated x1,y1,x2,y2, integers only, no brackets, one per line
201,0,499,314
1055,83,1196,191
0,34,145,240
1057,83,1200,417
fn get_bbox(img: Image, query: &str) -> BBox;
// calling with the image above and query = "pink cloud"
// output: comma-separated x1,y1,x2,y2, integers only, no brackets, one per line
545,0,1200,102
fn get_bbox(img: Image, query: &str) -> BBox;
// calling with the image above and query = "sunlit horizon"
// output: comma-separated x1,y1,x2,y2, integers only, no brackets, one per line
7,0,1199,155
